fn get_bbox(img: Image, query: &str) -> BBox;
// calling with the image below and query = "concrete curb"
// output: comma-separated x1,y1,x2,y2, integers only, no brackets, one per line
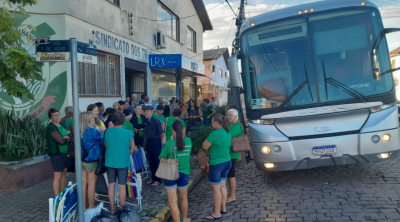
149,170,204,222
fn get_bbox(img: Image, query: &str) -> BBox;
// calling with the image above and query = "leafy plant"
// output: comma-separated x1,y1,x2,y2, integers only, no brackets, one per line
188,125,214,154
1,0,43,99
214,105,228,115
0,110,47,161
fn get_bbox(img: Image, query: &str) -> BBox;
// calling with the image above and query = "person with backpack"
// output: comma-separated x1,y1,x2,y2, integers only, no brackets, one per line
104,112,137,213
80,112,103,210
159,121,192,222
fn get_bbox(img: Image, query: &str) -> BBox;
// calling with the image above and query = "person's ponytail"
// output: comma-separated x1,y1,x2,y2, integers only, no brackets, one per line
172,120,185,152
222,116,230,133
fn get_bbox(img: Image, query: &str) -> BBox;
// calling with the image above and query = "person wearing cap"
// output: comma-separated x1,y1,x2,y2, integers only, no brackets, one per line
143,105,164,187
153,105,166,131
122,110,134,133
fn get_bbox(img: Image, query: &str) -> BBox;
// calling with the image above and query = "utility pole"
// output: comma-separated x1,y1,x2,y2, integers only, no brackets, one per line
232,0,246,55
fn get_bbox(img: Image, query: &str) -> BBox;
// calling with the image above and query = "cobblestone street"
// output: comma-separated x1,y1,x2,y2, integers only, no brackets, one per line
185,156,400,222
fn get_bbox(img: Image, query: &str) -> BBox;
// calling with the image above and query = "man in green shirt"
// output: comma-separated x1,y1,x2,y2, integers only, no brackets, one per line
122,110,134,132
152,105,166,130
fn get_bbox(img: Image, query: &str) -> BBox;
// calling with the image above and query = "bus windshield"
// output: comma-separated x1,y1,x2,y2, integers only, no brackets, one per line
241,8,393,110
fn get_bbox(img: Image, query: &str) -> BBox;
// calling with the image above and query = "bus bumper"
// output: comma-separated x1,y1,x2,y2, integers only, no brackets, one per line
253,128,400,171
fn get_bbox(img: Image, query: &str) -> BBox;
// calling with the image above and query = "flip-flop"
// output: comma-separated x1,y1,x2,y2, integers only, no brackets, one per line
205,215,221,221
151,181,161,187
226,199,236,204
221,211,227,214
146,180,154,185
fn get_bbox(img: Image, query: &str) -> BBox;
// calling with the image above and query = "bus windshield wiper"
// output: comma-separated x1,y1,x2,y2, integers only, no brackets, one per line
276,63,313,112
322,61,368,103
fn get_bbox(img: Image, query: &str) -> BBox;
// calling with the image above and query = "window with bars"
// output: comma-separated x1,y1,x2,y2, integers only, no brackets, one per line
187,26,196,52
78,52,121,96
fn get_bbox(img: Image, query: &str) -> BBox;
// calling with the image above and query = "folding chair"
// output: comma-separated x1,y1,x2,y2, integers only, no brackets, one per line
94,158,142,213
131,147,150,180
49,182,78,222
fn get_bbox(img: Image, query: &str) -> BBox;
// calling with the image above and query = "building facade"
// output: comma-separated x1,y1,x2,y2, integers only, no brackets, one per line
1,0,212,121
202,48,230,106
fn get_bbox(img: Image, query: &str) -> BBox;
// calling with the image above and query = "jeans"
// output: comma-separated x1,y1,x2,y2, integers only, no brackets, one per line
203,118,211,126
208,160,232,185
163,172,189,189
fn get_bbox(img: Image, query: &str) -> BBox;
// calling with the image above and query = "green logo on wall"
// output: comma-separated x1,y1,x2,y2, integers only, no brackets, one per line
0,13,67,122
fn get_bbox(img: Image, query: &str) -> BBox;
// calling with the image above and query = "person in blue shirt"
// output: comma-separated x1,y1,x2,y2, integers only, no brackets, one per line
80,111,103,210
103,112,137,213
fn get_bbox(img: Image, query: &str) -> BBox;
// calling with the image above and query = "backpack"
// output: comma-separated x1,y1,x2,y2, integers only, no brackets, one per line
81,129,98,162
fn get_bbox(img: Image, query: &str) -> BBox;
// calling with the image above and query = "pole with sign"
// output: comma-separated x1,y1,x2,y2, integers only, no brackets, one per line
70,38,85,222
36,38,92,222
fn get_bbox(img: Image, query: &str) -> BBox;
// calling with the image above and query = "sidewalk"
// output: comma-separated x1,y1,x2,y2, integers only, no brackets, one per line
0,156,202,222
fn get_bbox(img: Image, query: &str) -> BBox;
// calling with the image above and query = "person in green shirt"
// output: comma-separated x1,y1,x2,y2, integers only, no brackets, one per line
226,108,242,204
46,108,71,197
201,98,216,126
159,120,192,222
165,109,186,139
64,117,74,133
122,110,134,132
153,105,166,130
202,113,232,220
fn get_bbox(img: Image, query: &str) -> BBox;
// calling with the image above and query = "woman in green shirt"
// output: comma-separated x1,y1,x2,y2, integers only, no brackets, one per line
159,121,192,222
46,108,71,197
226,108,242,204
165,109,186,139
202,113,232,220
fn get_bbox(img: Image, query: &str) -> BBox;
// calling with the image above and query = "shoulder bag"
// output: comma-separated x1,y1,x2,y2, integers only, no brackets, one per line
95,129,107,175
195,148,209,174
231,123,251,153
155,139,179,180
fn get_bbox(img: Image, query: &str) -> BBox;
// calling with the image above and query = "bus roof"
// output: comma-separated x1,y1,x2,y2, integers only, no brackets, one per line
241,0,378,35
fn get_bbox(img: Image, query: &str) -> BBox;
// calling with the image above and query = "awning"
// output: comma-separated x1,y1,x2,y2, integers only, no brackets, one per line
149,54,205,77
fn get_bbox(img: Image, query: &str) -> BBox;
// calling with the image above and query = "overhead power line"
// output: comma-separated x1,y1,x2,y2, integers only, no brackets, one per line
225,0,238,17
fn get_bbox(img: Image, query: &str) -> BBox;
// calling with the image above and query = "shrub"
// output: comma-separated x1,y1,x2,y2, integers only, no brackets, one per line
188,125,214,154
214,105,228,115
0,111,48,161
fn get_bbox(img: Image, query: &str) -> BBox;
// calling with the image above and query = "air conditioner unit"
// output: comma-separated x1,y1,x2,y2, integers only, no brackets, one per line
155,31,166,49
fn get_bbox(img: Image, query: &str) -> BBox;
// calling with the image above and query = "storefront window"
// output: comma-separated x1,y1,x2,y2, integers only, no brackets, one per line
152,73,176,104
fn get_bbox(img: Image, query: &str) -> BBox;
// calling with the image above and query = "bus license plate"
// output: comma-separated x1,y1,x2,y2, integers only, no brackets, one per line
312,145,337,155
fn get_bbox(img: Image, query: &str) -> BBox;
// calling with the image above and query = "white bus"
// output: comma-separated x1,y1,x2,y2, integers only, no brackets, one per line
228,0,400,171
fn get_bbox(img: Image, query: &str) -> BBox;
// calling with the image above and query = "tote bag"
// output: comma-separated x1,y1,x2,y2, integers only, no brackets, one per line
231,123,250,153
155,139,179,181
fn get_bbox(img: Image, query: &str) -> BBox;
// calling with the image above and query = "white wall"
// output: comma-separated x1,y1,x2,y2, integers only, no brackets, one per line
210,57,229,87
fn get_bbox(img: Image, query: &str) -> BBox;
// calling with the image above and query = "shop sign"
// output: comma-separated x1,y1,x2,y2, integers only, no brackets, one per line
93,30,151,63
77,42,97,64
182,55,205,75
149,54,205,75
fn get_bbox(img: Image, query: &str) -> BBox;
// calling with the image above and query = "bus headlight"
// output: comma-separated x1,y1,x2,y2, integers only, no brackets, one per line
262,146,270,154
249,119,275,125
382,134,391,142
380,153,390,158
272,145,281,153
371,135,380,144
369,103,395,113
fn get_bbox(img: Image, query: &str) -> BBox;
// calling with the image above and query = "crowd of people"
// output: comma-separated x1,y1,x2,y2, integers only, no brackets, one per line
47,94,244,221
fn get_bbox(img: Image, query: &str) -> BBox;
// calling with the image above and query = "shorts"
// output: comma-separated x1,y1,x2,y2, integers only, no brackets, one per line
50,154,71,172
164,173,189,189
107,167,129,185
227,159,237,178
208,160,231,185
82,161,98,172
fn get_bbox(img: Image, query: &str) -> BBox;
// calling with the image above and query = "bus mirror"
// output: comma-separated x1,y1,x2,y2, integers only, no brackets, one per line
228,54,243,88
370,28,400,79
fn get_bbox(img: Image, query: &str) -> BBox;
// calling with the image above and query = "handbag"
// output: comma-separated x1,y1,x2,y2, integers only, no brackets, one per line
231,123,251,153
155,139,179,180
162,117,168,145
195,148,209,174
95,129,107,176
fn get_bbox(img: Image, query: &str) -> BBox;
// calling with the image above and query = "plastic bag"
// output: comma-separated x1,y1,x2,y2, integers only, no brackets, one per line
115,206,141,222
84,202,107,222
90,209,118,222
